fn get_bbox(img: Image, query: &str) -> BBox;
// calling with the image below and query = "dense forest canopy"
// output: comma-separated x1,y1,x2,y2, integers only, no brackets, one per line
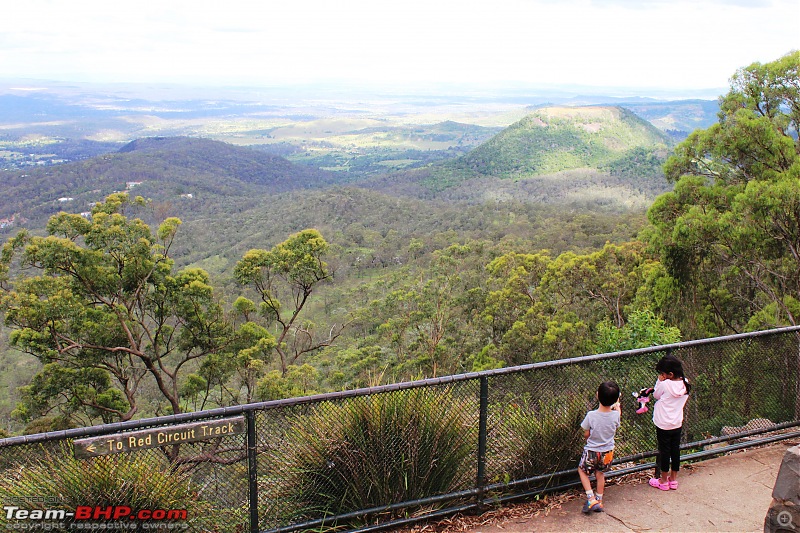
0,51,798,435
647,51,800,337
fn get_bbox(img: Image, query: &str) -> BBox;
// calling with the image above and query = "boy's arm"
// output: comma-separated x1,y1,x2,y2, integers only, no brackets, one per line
580,413,591,439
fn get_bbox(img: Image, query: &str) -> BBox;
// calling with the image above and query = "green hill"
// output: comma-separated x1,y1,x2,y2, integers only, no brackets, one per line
0,137,336,233
364,106,673,207
457,106,669,177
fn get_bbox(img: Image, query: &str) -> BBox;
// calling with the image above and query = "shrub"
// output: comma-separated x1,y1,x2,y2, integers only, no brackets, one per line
0,444,243,532
269,387,476,523
492,395,587,484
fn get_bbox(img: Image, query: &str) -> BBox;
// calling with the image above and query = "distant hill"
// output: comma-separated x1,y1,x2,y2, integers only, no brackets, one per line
616,99,720,139
453,106,670,180
365,106,673,208
0,137,336,232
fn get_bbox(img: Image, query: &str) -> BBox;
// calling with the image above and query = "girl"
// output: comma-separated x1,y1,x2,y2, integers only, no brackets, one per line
649,354,691,491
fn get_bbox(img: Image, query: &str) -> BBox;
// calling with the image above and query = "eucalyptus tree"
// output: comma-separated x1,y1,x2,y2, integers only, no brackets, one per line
0,194,271,426
234,229,345,376
646,51,800,335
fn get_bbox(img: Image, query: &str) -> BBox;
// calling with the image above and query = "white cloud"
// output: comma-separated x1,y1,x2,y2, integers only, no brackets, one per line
0,0,796,92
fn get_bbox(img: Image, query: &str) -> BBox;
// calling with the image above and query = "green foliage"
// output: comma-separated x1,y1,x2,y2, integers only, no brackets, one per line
746,296,800,331
0,444,239,531
470,345,505,372
13,363,129,425
21,415,76,434
256,364,319,400
602,146,669,179
484,251,550,338
594,309,681,354
366,243,491,377
647,51,800,336
500,310,591,364
477,241,656,366
269,388,475,521
493,396,587,482
0,194,270,427
235,229,339,375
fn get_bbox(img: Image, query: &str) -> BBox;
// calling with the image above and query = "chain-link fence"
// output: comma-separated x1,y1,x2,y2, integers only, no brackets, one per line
2,326,799,533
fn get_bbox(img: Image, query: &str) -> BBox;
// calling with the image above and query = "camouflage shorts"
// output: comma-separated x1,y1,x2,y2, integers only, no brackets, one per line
579,448,614,475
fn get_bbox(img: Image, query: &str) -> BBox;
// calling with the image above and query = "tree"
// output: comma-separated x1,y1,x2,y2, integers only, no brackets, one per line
593,309,681,354
483,251,550,345
366,242,490,378
647,51,800,335
542,241,652,329
0,194,251,426
482,250,593,365
184,321,277,410
233,229,344,375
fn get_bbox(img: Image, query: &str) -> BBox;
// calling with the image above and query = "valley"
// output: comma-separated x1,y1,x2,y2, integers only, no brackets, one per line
0,79,723,433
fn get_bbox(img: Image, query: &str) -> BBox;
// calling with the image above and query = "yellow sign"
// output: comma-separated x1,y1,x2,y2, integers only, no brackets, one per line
73,417,246,459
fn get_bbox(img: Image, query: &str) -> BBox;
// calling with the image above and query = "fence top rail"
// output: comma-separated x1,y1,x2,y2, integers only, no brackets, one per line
1,325,798,448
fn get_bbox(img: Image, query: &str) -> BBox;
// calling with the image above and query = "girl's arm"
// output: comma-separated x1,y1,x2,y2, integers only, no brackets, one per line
652,379,664,399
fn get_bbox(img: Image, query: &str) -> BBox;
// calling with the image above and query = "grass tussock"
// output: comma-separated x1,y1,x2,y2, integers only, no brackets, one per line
492,396,587,484
0,444,244,532
269,387,477,522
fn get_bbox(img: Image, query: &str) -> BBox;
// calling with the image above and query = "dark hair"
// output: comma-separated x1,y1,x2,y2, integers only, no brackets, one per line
655,354,691,394
598,380,620,407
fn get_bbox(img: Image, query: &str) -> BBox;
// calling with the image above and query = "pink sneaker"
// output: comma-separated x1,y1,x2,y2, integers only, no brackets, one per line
669,480,678,490
649,478,669,491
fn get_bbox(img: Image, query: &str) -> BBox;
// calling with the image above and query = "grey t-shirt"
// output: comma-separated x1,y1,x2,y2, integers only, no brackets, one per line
581,409,621,452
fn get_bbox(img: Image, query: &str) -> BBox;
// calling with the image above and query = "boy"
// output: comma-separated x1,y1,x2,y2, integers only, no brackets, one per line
578,380,621,513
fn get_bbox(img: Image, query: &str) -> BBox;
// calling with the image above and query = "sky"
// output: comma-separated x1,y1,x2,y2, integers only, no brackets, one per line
1,0,797,95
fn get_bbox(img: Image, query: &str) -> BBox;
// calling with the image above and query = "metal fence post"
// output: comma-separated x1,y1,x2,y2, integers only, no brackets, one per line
794,332,800,420
246,410,259,533
476,376,489,504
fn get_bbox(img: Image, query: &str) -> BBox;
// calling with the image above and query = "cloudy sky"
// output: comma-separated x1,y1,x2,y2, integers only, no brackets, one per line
1,0,797,94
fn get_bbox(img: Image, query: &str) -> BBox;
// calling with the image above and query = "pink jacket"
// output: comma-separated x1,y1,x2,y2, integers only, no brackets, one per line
652,378,688,430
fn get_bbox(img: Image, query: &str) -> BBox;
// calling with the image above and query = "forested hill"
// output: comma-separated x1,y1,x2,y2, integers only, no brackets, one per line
457,106,670,178
115,137,333,191
366,106,673,207
0,137,336,232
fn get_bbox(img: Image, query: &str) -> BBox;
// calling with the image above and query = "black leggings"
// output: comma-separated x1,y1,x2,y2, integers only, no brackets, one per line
656,427,682,473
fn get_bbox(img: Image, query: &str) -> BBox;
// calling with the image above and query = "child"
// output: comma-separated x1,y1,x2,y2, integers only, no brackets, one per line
578,380,621,513
649,353,691,491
